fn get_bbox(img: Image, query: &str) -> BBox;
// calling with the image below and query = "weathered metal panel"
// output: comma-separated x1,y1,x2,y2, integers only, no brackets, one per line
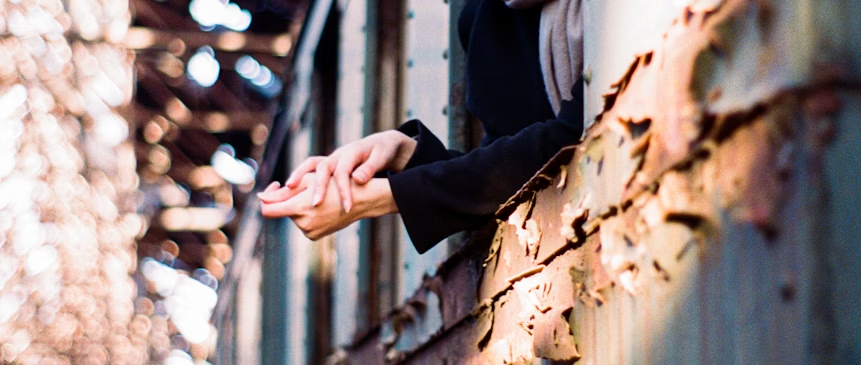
341,0,861,364
398,0,452,306
582,0,682,126
286,128,315,365
824,91,861,363
332,0,370,348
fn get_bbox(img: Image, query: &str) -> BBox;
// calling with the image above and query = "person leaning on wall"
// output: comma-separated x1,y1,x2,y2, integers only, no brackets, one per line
258,0,585,254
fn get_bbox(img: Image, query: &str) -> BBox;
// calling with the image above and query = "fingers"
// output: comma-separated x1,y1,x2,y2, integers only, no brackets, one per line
352,149,388,184
333,151,366,213
286,156,325,188
311,159,334,206
257,185,305,203
260,198,299,218
263,181,280,192
255,181,283,202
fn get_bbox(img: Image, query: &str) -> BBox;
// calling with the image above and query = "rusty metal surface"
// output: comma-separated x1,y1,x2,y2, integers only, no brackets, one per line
341,0,861,363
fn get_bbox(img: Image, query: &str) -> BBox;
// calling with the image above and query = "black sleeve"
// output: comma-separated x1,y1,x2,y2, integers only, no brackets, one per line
395,120,464,169
389,78,584,254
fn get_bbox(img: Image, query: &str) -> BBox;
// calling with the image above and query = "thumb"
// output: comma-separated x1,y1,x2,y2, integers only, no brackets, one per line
352,150,387,184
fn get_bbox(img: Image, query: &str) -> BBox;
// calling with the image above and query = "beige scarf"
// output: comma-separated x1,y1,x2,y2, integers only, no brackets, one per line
505,0,584,115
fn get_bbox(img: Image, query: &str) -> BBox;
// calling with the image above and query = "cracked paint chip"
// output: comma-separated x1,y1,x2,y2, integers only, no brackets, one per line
533,306,580,361
557,165,568,189
517,219,543,259
517,313,536,336
560,202,589,242
528,282,553,313
483,340,513,364
507,265,545,284
484,233,503,268
618,267,639,296
475,300,494,349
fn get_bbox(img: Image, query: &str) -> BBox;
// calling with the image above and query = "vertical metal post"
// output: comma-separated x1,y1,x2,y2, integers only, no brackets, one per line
260,218,291,365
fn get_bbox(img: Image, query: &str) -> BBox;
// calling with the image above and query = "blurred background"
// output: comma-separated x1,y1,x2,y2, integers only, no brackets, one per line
0,0,296,363
0,0,470,363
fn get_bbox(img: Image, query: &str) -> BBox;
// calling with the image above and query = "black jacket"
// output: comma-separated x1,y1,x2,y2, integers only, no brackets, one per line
389,0,584,253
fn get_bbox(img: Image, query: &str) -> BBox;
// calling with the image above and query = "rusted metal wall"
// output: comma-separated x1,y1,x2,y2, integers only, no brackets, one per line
342,0,861,363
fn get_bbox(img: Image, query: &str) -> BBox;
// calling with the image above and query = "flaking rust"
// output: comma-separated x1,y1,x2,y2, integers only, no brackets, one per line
532,306,580,361
475,299,494,349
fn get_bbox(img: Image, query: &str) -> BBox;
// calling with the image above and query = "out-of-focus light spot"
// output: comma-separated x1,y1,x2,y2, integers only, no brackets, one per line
189,0,252,31
193,268,218,290
143,120,166,144
22,36,47,57
7,10,31,37
206,230,228,244
107,17,130,43
0,85,29,121
204,112,229,132
216,32,246,52
211,144,256,185
235,55,260,79
205,256,226,281
165,276,217,344
23,246,57,276
250,124,269,145
235,56,282,99
159,182,190,207
187,47,220,88
189,166,223,189
168,39,187,57
271,34,292,56
27,6,62,35
0,291,25,324
165,98,192,125
164,350,194,365
141,257,180,297
160,240,181,257
159,206,233,232
93,71,125,106
147,145,171,175
222,4,252,32
251,66,272,87
157,53,186,79
124,27,156,49
13,214,44,257
189,0,225,28
206,243,233,263
94,113,129,147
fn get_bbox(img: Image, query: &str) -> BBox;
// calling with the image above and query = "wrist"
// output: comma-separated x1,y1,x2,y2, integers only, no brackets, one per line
354,178,398,219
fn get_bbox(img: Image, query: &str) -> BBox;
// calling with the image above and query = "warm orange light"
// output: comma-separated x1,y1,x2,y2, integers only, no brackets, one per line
205,112,229,132
251,124,269,145
272,34,292,57
124,27,156,49
217,32,246,52
165,98,192,125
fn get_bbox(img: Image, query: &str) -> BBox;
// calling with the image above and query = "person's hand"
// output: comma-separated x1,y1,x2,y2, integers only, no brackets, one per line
259,173,398,240
278,130,417,213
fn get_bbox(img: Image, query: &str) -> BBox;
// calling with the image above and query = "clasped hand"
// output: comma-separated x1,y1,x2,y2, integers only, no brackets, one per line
257,130,416,240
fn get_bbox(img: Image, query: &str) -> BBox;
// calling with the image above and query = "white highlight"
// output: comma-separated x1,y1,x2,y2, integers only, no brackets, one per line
189,0,252,31
188,47,221,88
211,144,256,185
